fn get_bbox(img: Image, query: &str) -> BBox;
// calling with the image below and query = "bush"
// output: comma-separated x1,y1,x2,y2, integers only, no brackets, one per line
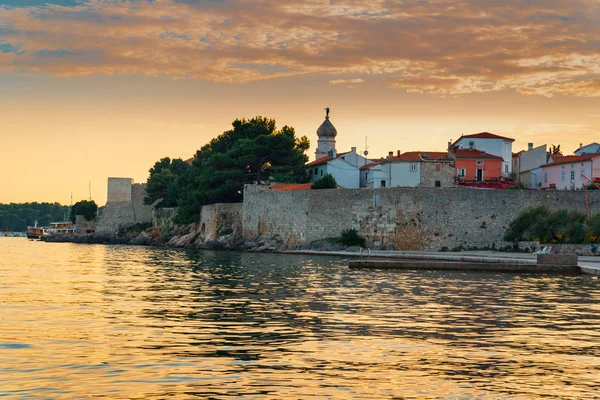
504,206,590,244
339,229,366,247
311,173,337,189
70,200,98,222
504,205,550,242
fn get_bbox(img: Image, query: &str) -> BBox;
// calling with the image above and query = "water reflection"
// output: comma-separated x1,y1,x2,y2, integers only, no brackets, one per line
0,238,599,398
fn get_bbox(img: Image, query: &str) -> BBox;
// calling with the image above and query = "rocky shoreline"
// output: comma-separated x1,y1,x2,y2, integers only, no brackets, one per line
44,225,362,253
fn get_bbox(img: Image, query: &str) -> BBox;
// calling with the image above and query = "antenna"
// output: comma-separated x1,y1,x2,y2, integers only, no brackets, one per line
363,136,369,156
89,181,92,201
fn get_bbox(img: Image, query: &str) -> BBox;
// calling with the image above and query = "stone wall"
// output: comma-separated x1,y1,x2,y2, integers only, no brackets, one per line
420,160,455,188
153,207,178,230
95,179,154,234
132,183,153,223
107,178,133,202
75,215,95,234
198,203,243,242
242,185,600,250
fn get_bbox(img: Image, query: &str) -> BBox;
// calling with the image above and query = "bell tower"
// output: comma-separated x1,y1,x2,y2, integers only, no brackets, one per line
315,107,337,160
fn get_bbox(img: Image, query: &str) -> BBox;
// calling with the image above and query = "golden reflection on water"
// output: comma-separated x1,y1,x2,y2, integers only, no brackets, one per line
1,238,599,399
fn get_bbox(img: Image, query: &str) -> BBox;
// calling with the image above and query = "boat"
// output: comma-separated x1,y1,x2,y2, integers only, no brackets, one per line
27,221,76,240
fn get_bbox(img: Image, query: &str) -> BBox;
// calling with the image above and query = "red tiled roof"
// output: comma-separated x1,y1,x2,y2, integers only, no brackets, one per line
453,132,515,146
454,149,504,160
270,183,312,191
184,157,194,165
360,162,381,170
307,151,350,167
389,151,450,162
541,154,600,168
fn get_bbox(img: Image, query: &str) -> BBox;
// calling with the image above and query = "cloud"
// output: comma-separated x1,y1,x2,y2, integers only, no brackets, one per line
329,78,365,85
0,0,598,96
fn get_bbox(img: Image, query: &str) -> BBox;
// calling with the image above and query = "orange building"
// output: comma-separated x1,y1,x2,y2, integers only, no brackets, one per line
454,149,504,182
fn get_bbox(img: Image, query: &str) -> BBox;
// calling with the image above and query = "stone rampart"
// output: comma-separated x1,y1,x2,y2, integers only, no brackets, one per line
242,185,600,250
153,208,178,230
199,203,243,242
95,179,153,234
107,178,133,202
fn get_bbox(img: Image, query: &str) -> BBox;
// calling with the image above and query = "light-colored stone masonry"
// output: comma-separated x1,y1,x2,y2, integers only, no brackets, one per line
242,185,600,250
199,203,243,241
96,181,154,233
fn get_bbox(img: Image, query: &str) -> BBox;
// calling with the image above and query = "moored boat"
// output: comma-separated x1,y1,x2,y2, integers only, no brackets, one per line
27,221,76,240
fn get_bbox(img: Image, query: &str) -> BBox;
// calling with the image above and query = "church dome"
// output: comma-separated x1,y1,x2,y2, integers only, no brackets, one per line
317,116,337,138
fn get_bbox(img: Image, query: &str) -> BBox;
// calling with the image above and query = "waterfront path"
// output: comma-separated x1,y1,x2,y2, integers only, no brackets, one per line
285,249,600,276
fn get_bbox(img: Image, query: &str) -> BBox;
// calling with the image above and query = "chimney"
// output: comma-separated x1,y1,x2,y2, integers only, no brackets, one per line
397,150,401,156
388,151,394,159
580,142,583,149
327,149,336,160
351,147,356,153
448,141,452,150
528,143,534,151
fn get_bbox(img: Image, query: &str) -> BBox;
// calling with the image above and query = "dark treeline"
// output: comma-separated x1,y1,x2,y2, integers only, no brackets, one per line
0,203,69,232
144,116,310,224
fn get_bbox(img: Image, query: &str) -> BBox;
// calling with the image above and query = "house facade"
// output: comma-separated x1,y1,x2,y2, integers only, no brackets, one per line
574,142,600,156
362,151,453,188
454,149,504,182
516,144,548,189
309,147,369,189
541,154,600,190
452,132,514,177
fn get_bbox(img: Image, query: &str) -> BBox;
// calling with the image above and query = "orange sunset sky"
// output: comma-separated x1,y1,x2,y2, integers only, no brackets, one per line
1,0,599,205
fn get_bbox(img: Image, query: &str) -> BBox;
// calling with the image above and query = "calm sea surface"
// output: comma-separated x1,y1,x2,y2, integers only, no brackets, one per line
1,238,599,399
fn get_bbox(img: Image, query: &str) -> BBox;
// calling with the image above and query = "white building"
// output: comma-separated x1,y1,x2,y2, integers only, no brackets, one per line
362,151,453,188
452,132,514,177
516,143,548,189
574,142,600,156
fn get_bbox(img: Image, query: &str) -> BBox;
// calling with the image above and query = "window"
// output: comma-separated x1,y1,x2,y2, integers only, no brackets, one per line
320,169,323,176
476,160,484,166
570,171,575,180
544,173,548,183
561,166,565,182
505,165,508,173
458,168,466,177
410,163,417,172
435,163,441,172
380,180,386,188
435,180,441,187
314,168,318,175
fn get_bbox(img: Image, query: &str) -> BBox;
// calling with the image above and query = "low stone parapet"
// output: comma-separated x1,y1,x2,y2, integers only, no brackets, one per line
537,254,578,266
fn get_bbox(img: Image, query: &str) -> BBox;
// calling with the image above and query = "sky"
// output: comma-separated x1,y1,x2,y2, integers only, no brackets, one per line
0,0,598,205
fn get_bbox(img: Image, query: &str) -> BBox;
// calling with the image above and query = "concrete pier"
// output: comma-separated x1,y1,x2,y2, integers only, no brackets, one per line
348,259,580,274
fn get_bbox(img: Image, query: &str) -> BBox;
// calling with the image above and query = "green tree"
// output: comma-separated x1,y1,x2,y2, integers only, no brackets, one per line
70,200,98,222
172,116,309,223
311,173,337,189
0,202,69,231
144,157,190,208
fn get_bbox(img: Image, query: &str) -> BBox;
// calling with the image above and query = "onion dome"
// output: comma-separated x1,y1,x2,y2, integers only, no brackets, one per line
317,116,337,138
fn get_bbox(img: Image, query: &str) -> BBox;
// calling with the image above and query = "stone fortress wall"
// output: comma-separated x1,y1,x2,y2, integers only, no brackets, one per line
95,177,154,233
242,185,600,250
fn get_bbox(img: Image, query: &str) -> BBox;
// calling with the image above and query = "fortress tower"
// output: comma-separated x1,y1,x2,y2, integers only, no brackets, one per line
315,107,337,160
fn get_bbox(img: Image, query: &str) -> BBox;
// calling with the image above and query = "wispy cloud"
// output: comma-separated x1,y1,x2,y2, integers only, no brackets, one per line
329,78,365,86
0,0,598,96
